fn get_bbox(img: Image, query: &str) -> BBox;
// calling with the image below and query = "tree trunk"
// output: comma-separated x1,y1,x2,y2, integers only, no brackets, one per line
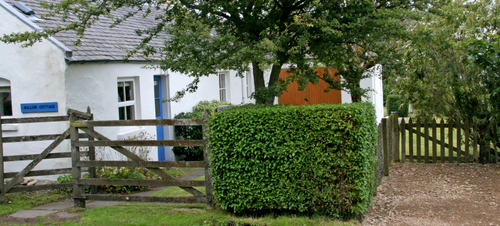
350,82,362,103
252,62,283,105
252,61,266,104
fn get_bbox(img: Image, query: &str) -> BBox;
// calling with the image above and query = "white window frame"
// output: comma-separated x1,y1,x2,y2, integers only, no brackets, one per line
219,72,227,101
246,70,252,98
117,78,137,120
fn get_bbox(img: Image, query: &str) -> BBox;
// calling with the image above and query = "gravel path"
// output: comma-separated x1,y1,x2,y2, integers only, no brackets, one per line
362,163,500,225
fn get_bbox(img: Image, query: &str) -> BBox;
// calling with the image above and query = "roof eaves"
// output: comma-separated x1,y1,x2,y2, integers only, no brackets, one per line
0,0,73,60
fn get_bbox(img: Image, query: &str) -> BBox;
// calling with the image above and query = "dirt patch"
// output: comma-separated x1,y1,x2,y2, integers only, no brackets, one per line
363,163,500,225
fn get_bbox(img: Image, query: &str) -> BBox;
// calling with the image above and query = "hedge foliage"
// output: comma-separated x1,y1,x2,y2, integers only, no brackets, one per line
208,102,377,219
386,95,409,117
173,100,230,161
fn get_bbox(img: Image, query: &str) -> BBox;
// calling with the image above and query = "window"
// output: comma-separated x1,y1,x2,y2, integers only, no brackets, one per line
117,80,136,120
246,70,252,98
0,78,12,116
219,73,226,101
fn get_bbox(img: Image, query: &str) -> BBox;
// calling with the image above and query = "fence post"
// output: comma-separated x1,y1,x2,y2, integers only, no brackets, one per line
202,109,213,208
70,113,85,208
382,118,389,176
390,113,399,162
0,115,4,202
86,107,97,194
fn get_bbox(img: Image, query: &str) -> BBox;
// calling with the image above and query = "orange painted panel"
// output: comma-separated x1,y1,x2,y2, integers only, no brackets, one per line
278,68,341,106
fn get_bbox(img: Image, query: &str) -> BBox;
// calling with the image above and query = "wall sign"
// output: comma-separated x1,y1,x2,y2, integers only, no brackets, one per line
21,102,58,113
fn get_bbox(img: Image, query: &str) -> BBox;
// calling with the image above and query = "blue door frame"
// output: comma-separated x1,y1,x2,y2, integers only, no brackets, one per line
154,76,166,161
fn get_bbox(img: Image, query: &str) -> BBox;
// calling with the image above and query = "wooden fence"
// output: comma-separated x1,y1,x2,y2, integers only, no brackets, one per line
1,108,213,208
0,109,92,202
382,113,500,166
69,109,213,208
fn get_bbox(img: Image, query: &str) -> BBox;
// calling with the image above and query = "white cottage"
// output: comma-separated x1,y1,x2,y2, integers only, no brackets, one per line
0,0,255,177
0,0,383,178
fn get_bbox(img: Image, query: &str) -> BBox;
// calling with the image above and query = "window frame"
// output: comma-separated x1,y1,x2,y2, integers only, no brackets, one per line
219,72,227,101
117,78,137,120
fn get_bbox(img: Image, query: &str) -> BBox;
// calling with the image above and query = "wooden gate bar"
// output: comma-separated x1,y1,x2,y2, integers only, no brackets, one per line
3,129,70,194
3,152,88,161
85,194,206,203
76,160,204,168
4,168,73,178
74,140,205,147
72,118,204,127
79,178,205,187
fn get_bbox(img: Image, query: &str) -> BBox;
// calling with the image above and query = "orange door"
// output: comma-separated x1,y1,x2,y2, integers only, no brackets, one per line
278,68,341,105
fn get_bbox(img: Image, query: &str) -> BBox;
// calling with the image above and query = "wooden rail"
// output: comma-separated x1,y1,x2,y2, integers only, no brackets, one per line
0,108,92,202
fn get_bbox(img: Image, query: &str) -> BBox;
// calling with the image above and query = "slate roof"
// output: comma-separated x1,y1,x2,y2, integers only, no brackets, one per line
2,0,166,62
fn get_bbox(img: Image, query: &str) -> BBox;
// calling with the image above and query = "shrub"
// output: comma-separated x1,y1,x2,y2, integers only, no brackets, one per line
386,95,409,117
173,100,230,161
208,103,377,219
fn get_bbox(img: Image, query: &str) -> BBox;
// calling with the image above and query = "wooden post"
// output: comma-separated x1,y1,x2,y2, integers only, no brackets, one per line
440,119,445,163
87,107,97,194
382,118,389,176
408,118,414,163
400,118,406,163
202,109,213,208
473,125,478,162
416,118,421,162
0,115,4,202
448,120,454,163
424,120,429,163
432,119,437,163
70,113,85,208
456,120,461,163
391,113,400,162
464,120,470,163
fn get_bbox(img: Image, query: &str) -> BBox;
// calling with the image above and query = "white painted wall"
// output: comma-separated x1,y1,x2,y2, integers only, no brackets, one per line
341,65,384,124
65,62,163,161
0,6,70,179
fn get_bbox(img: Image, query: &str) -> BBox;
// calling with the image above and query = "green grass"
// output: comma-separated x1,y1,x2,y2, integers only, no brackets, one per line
74,203,357,226
0,190,70,215
148,176,206,197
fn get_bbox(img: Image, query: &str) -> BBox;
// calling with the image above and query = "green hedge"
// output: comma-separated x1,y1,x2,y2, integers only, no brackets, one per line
208,102,377,219
386,95,408,117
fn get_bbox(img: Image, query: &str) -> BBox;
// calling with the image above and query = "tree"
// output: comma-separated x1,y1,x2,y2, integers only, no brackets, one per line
2,0,425,104
395,0,500,163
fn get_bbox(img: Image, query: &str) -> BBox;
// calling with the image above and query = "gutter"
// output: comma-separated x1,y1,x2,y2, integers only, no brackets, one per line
66,59,155,65
0,0,74,60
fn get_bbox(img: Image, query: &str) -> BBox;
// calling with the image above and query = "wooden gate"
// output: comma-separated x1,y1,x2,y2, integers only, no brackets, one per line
382,113,500,164
0,109,92,202
69,109,213,208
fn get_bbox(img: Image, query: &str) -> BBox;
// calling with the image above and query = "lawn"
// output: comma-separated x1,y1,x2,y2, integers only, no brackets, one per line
0,177,358,225
0,190,69,215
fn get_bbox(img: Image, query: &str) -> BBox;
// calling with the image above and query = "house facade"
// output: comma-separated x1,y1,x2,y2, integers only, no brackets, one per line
0,0,255,177
1,0,382,179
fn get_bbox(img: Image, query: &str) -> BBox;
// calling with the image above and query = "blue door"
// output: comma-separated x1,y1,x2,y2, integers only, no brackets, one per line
154,76,166,161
